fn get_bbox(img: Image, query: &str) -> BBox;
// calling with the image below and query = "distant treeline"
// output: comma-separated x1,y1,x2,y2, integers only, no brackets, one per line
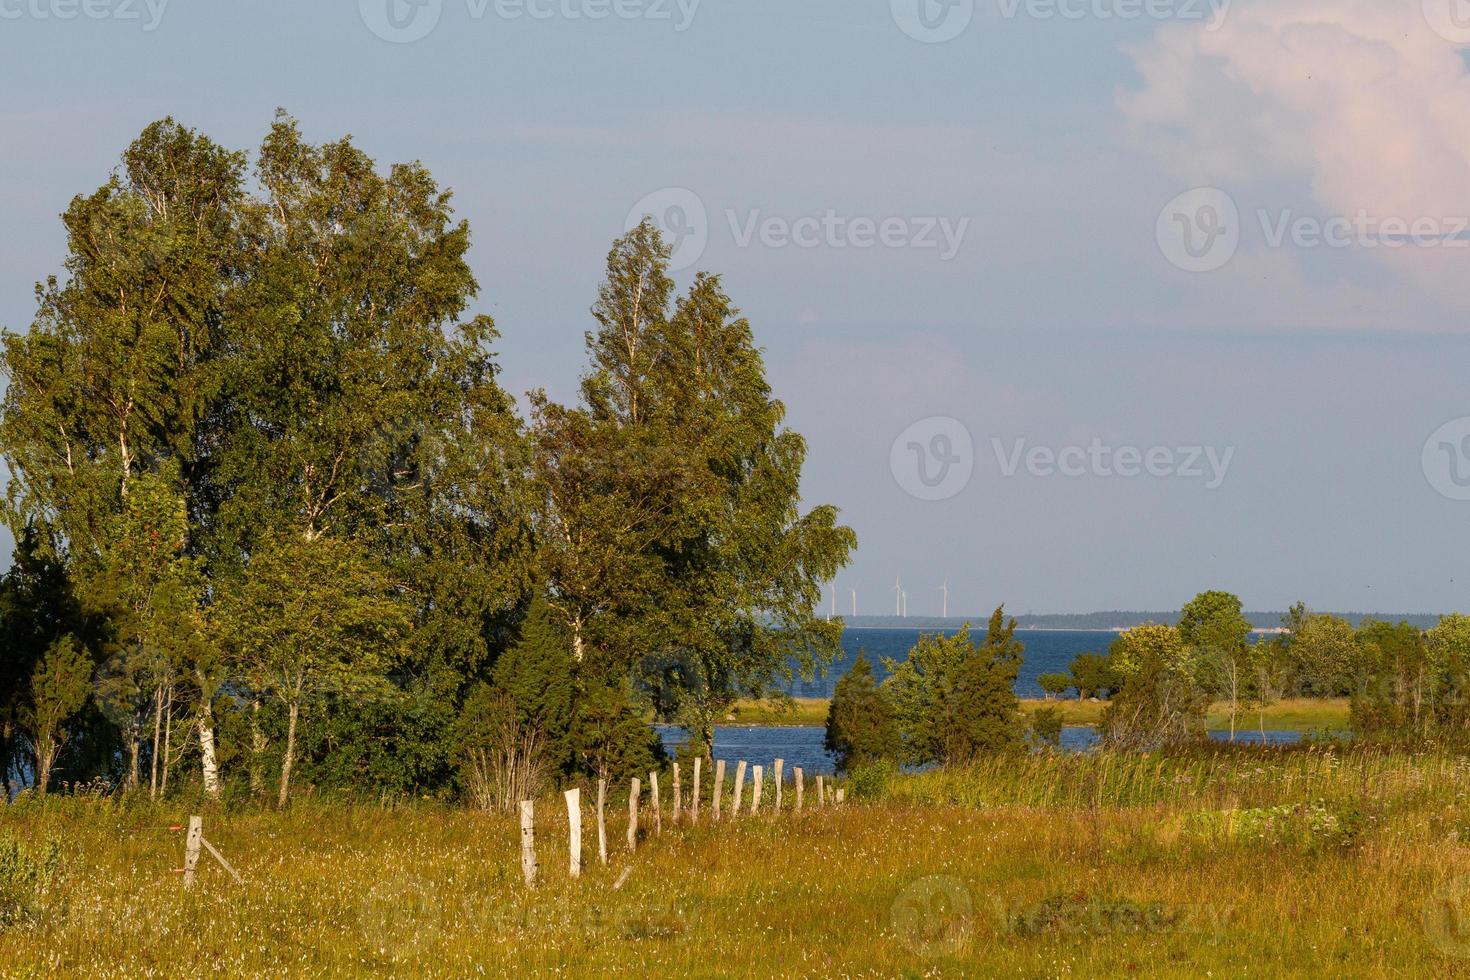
846,611,1445,631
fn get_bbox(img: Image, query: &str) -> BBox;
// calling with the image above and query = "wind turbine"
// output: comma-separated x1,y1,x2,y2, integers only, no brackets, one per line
894,575,902,617
849,588,857,617
829,583,836,621
902,590,908,618
939,579,949,619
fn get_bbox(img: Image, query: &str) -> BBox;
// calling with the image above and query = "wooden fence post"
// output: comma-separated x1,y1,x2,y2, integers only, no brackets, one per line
650,770,662,835
713,760,725,821
751,765,763,813
817,775,826,807
794,768,804,813
672,762,682,824
628,777,641,851
597,778,608,865
774,758,784,811
835,788,845,805
733,760,747,814
520,800,538,887
565,787,582,879
692,757,702,822
182,815,203,890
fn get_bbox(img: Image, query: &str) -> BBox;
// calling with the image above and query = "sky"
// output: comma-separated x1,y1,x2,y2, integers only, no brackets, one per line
3,0,1470,616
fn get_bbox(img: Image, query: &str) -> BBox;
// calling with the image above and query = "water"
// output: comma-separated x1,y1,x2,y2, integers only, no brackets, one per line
787,627,1121,699
659,724,1303,776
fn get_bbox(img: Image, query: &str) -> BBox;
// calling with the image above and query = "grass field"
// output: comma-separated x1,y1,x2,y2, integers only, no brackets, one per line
728,696,1353,733
3,745,1469,977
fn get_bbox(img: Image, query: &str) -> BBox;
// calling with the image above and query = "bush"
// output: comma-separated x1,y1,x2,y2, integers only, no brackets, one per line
825,653,898,772
0,834,61,930
1037,673,1072,699
845,758,899,799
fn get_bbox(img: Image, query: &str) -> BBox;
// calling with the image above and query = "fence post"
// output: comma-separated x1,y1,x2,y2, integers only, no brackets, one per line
713,760,726,821
520,800,538,887
650,770,662,835
794,768,804,813
597,778,608,865
751,765,763,813
628,777,641,851
817,775,826,807
692,757,702,823
773,758,784,811
672,762,682,824
835,788,845,805
182,815,203,890
565,787,582,879
733,760,747,815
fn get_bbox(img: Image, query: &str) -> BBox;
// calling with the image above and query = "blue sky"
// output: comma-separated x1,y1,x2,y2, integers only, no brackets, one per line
4,0,1470,615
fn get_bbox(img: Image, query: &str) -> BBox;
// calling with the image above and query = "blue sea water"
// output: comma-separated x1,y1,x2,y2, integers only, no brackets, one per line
659,627,1302,774
787,626,1120,699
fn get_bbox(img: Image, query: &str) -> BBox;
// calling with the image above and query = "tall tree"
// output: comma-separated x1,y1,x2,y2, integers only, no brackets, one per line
214,534,409,808
1178,590,1251,739
532,222,855,759
825,652,898,772
883,609,1025,766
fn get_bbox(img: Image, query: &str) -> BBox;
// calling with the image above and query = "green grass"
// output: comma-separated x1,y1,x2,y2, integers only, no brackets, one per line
730,696,1354,733
4,747,1470,976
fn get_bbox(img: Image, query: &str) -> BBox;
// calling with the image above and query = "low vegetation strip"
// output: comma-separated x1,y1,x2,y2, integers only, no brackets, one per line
4,748,1470,977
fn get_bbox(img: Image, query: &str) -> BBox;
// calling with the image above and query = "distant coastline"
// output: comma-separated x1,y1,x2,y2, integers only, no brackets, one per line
839,611,1444,631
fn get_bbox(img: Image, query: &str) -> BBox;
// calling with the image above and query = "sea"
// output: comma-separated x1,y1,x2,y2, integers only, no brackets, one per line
657,627,1302,774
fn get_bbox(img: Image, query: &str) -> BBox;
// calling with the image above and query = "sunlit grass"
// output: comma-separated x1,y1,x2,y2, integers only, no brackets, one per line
2,747,1467,977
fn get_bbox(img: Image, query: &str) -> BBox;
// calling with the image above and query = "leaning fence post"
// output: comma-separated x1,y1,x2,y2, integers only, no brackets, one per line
751,765,763,813
182,815,203,890
794,768,804,813
650,770,662,835
672,762,682,824
565,787,582,879
732,760,747,815
774,758,784,811
713,760,726,821
520,800,538,887
627,777,641,851
597,778,608,865
692,757,702,822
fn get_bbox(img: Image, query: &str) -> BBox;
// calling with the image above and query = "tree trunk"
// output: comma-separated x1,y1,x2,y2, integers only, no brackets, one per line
160,692,173,797
249,698,267,797
278,700,299,810
198,696,221,801
126,731,141,793
149,682,164,800
35,737,56,795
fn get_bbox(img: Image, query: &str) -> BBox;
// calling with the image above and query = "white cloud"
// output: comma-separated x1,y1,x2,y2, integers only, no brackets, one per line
1121,1,1470,315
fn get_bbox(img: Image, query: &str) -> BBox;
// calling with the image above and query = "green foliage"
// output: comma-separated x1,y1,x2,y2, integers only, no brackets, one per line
1037,672,1072,698
1285,610,1356,697
489,597,576,776
570,679,664,783
1028,705,1064,750
0,834,61,930
1068,651,1117,699
1102,624,1208,750
883,608,1025,766
1349,620,1432,742
21,636,93,793
1185,799,1364,854
531,222,855,760
823,653,898,772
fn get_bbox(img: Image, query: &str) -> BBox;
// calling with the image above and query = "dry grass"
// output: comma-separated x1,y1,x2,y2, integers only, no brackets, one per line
3,748,1469,977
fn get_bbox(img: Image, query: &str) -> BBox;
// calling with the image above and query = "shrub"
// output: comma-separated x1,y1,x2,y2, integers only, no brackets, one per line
0,834,61,930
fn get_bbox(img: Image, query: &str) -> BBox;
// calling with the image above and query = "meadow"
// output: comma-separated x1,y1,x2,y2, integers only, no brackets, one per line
3,744,1469,978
